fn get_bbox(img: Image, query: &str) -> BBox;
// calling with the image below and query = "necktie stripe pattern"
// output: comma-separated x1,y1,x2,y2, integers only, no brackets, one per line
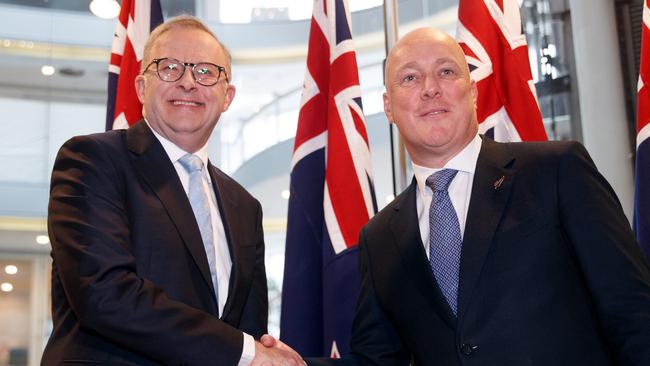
178,154,218,303
427,169,462,316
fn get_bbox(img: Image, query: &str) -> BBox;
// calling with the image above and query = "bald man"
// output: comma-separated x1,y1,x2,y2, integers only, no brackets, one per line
303,28,650,366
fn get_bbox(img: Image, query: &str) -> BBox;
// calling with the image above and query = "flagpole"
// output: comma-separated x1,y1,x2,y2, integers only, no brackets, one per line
383,0,408,196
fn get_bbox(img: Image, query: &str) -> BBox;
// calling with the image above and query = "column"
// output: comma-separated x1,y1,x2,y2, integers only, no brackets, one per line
569,0,634,220
28,256,49,366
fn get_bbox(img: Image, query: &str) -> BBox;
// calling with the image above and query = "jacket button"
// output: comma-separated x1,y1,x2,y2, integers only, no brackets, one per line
460,343,477,355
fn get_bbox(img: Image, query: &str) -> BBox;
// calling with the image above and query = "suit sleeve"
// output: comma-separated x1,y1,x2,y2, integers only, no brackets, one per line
557,142,650,365
344,228,411,366
236,199,269,338
48,135,246,366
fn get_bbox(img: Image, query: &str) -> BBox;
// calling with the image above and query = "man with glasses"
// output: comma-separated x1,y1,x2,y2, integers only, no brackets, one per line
43,15,302,366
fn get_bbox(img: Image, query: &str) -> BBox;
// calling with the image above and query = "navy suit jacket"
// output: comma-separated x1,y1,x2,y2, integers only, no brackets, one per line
42,121,268,365
309,137,650,366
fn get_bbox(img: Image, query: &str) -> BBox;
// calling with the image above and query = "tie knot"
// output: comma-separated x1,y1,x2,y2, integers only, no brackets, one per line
179,154,204,173
426,169,458,192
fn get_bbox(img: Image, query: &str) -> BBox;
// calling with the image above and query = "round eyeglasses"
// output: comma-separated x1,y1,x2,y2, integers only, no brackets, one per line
143,57,229,86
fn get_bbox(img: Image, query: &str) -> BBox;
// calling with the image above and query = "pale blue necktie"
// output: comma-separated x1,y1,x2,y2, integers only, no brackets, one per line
427,169,462,316
179,154,218,302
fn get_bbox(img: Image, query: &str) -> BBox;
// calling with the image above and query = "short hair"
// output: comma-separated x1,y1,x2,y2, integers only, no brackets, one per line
140,14,232,79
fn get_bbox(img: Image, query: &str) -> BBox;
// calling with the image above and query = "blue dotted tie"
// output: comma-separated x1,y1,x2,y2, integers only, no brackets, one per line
426,169,461,316
179,154,218,302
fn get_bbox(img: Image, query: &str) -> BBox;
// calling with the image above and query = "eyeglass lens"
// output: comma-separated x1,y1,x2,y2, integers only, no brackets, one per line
156,58,224,86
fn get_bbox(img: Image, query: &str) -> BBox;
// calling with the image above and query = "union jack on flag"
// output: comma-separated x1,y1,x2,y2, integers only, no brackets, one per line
106,0,163,130
280,0,377,357
456,0,547,141
634,0,650,261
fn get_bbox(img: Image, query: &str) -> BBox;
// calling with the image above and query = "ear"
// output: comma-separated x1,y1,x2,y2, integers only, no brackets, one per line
135,75,146,104
383,91,394,123
221,84,237,112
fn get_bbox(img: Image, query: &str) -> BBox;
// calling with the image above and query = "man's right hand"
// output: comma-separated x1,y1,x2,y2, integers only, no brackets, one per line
250,335,304,366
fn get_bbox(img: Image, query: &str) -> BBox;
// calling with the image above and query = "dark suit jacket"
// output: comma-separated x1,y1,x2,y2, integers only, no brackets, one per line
310,137,650,366
42,121,268,366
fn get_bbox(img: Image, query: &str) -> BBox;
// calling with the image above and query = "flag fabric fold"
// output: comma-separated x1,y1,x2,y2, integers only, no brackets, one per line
280,0,376,357
456,0,547,142
635,0,650,261
106,0,163,131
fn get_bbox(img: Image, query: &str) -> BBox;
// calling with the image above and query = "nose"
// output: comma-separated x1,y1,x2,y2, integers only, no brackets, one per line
421,75,441,99
177,66,197,91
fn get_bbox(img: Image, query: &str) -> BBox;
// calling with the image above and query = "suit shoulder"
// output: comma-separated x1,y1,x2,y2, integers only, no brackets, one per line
491,139,592,171
59,129,127,155
502,140,588,159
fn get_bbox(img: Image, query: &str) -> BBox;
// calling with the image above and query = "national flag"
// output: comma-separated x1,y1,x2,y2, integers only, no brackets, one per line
280,0,377,357
634,0,650,261
456,0,547,141
106,0,163,130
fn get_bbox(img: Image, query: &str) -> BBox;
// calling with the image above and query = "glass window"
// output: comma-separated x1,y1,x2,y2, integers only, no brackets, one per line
521,0,581,141
0,256,51,366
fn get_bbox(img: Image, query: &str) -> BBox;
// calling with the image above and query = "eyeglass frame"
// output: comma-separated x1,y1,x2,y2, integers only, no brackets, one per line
142,57,230,86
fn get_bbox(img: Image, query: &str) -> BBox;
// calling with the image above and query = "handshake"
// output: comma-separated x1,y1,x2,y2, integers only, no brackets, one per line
249,334,306,366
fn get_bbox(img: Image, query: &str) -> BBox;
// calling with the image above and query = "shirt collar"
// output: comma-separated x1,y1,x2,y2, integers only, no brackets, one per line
145,119,210,167
413,133,482,195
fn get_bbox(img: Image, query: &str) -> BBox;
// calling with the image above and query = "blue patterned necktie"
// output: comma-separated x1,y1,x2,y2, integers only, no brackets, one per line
179,154,218,302
426,169,462,316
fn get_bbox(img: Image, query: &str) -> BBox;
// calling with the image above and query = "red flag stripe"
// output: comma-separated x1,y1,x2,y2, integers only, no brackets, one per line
638,0,650,138
634,0,650,263
107,0,162,130
292,0,375,253
457,0,547,142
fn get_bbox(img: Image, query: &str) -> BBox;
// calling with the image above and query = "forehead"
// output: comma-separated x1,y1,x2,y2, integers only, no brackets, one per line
390,35,465,72
152,27,224,62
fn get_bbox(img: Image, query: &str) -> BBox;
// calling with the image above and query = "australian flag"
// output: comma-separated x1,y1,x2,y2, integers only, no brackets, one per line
280,0,377,357
456,0,547,141
106,0,163,130
635,0,650,261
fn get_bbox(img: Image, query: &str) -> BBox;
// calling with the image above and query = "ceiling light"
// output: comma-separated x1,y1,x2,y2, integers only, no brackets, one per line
1,283,13,292
89,0,120,20
4,265,17,275
36,235,50,245
41,65,55,76
281,189,290,200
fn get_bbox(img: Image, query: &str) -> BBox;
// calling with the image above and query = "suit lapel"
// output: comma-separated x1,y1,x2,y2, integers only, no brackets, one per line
207,164,241,320
390,179,457,327
126,121,217,305
457,137,515,319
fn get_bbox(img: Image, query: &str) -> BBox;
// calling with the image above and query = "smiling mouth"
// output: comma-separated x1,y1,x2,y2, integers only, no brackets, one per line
420,109,448,117
170,100,202,107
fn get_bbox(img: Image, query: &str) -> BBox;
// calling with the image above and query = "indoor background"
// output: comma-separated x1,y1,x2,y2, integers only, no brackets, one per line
0,0,644,364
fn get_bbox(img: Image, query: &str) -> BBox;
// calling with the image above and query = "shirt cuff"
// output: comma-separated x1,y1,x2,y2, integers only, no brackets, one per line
237,332,255,366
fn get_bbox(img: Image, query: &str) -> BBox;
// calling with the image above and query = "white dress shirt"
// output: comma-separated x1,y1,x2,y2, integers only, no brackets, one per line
413,134,482,258
147,122,255,365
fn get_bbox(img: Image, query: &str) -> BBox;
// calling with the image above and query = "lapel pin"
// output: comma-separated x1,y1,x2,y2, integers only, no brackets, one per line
493,175,506,190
